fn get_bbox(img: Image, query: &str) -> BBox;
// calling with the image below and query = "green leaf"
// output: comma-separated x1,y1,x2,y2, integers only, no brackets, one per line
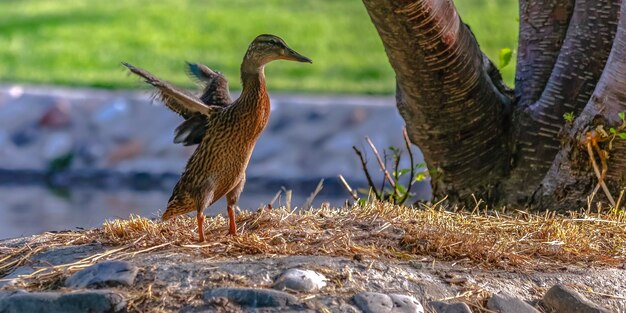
499,48,513,69
396,184,407,195
618,133,626,140
619,112,625,121
610,127,617,134
414,173,427,182
397,168,410,177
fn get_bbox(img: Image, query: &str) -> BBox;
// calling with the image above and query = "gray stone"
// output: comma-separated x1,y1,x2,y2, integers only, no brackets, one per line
65,260,138,288
38,101,72,128
428,301,472,313
486,292,539,313
0,290,25,302
0,290,126,313
543,284,610,313
93,98,129,124
42,132,73,160
353,292,424,313
389,294,424,313
273,268,327,292
0,266,34,288
93,98,132,139
182,303,316,313
31,244,103,266
203,287,299,308
10,126,38,147
353,292,393,313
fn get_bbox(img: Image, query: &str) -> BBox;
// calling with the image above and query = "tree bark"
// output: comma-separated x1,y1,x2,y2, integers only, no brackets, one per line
516,0,574,107
362,0,625,209
361,0,515,203
540,1,626,208
507,0,620,203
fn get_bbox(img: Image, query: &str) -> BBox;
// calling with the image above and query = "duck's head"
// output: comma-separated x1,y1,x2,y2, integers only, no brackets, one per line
242,34,312,72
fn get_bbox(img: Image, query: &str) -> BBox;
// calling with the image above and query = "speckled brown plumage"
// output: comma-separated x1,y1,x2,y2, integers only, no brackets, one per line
123,34,311,241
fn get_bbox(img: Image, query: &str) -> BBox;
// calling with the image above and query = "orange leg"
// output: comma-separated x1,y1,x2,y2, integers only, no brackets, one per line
197,212,205,242
227,206,237,235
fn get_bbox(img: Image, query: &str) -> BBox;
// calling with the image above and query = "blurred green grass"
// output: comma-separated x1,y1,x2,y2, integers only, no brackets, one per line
0,0,517,94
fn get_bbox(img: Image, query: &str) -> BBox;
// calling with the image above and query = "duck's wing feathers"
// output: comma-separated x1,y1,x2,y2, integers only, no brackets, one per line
172,114,207,146
170,62,234,146
185,62,233,106
123,62,218,119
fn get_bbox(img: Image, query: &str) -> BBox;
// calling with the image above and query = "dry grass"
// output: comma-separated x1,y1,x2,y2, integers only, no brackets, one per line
102,201,626,267
1,201,625,311
2,201,625,276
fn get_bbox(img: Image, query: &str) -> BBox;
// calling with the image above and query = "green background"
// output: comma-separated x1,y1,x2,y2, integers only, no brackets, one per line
0,0,518,94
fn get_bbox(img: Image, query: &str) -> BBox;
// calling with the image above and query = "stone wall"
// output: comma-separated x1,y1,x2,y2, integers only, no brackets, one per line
0,84,429,198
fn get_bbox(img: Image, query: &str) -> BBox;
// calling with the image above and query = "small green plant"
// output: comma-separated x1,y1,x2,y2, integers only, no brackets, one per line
563,111,575,123
338,128,428,205
608,111,626,150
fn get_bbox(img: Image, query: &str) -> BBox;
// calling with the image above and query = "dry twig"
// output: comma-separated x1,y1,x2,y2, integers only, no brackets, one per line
584,131,616,206
352,146,379,197
365,136,395,189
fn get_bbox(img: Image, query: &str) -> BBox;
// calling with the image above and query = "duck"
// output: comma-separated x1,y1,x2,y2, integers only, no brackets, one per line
123,34,311,241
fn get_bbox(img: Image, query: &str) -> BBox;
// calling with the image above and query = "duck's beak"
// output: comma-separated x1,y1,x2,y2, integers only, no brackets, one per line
281,47,312,63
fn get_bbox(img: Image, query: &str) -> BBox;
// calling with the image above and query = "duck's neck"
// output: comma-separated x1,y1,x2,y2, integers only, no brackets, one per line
239,64,268,109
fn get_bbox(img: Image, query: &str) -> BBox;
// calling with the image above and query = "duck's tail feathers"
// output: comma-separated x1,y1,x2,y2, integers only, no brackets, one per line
162,195,196,221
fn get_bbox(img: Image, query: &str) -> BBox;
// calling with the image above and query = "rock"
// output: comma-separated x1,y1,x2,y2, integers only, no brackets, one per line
94,98,129,124
10,126,38,147
7,86,23,98
428,301,473,313
92,98,132,139
38,101,72,128
353,293,393,313
0,266,34,288
353,292,424,313
31,244,103,266
42,133,73,161
106,139,143,165
203,287,299,308
251,136,288,162
0,291,25,303
388,294,425,313
0,290,126,313
65,260,138,288
543,284,610,313
486,292,539,313
273,268,327,292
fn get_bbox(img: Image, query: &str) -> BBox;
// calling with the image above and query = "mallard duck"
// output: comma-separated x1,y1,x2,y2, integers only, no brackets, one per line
123,34,311,241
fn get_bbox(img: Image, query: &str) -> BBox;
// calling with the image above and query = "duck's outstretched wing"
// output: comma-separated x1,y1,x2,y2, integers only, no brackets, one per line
185,62,232,106
168,63,234,146
122,62,218,119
